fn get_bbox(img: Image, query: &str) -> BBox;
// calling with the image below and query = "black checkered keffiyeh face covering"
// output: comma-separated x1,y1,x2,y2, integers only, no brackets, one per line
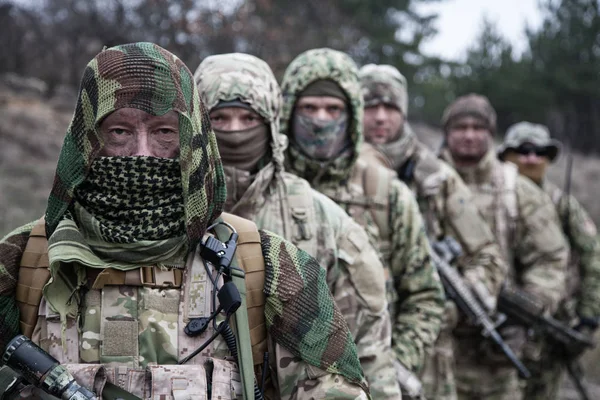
74,156,185,243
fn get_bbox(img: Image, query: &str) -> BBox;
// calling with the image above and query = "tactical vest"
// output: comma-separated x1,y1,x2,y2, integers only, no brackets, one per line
320,159,397,310
16,213,267,400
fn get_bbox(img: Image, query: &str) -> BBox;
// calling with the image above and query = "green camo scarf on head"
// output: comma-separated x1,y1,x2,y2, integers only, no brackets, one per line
45,42,226,250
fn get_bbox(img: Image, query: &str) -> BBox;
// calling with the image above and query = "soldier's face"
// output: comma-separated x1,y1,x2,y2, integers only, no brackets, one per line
209,107,263,131
99,108,180,158
446,116,491,162
363,103,405,145
503,145,550,183
295,96,347,121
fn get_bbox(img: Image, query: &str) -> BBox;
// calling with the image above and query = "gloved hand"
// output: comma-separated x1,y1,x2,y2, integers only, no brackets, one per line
574,315,599,333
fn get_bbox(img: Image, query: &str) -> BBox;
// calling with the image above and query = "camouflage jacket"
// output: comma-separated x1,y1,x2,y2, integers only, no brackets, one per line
543,180,600,319
280,48,445,375
194,53,399,399
0,43,368,400
360,128,508,299
440,149,569,312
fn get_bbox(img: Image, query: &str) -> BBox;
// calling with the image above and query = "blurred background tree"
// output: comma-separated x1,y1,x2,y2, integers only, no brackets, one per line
0,0,598,153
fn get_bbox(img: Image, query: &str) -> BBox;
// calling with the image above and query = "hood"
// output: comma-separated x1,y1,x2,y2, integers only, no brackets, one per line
45,42,226,250
194,53,287,172
280,48,364,184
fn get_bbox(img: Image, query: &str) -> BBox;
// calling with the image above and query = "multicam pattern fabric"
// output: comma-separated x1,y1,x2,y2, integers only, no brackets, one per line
260,229,365,387
280,48,364,185
1,43,369,399
543,180,600,319
280,49,445,378
194,52,286,172
45,42,226,249
498,121,561,161
439,148,569,400
74,157,185,243
359,64,409,116
195,53,399,398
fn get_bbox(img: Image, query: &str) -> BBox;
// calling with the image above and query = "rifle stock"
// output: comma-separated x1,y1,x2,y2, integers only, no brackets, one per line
430,238,531,379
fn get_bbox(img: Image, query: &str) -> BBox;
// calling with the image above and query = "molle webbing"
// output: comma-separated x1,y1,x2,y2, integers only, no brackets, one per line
359,159,393,241
16,214,268,372
16,218,50,338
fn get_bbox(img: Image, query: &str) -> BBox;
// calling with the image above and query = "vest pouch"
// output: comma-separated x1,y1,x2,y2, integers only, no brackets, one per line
206,358,243,400
148,364,208,400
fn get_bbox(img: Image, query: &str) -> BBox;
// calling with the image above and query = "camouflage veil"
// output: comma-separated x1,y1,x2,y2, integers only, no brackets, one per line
45,42,226,249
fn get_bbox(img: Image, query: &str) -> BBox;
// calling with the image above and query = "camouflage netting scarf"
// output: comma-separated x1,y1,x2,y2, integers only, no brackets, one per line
41,41,226,330
75,156,185,243
45,42,226,249
259,230,367,389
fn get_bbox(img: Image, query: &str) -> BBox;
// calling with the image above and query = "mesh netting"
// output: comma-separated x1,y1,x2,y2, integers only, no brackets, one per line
259,229,366,387
45,42,226,250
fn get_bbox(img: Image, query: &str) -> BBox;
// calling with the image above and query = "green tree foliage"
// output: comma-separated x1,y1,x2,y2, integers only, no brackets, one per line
1,0,444,96
448,0,600,153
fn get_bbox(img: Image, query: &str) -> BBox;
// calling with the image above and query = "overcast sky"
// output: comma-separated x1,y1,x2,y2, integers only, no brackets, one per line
415,0,545,61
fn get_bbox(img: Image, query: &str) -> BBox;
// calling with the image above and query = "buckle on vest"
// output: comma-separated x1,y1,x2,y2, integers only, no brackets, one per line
291,207,312,241
140,267,182,288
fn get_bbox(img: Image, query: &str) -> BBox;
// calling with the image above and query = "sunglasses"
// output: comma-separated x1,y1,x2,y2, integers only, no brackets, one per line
514,145,549,157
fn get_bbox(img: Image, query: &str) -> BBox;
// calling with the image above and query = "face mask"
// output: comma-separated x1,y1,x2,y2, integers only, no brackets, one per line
214,124,270,172
292,113,350,161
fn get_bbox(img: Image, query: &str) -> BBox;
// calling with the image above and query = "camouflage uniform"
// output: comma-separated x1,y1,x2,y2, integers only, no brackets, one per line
194,53,401,399
439,96,570,400
0,43,369,400
279,48,446,391
499,122,600,399
359,65,509,400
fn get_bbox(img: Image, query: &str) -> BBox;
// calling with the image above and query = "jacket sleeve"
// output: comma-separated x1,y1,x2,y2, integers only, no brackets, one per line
331,211,401,399
389,179,445,373
439,167,509,299
270,341,369,400
515,177,569,313
560,193,600,318
0,222,36,355
259,229,370,399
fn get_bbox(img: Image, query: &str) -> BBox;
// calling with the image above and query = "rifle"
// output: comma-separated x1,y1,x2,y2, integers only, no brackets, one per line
498,285,595,400
430,237,531,379
0,335,98,400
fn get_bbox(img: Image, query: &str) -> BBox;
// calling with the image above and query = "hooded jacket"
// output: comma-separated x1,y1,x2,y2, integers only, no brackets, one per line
0,43,368,400
195,53,400,399
280,48,445,375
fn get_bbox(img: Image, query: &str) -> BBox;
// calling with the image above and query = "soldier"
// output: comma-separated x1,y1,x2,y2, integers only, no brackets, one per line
0,43,370,399
193,52,401,399
358,64,508,400
438,94,569,399
498,121,600,399
278,48,446,395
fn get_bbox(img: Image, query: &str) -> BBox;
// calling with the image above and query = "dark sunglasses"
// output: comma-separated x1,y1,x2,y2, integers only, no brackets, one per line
514,145,549,157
